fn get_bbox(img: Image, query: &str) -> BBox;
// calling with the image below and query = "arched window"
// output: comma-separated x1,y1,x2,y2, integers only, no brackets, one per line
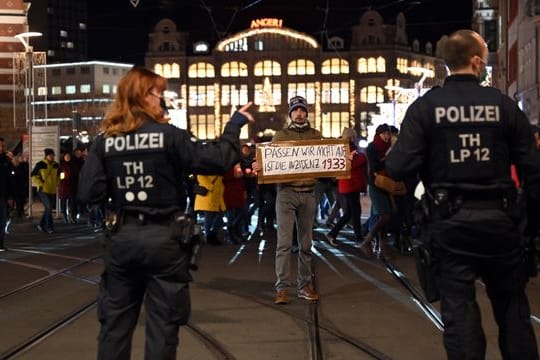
396,57,408,73
154,64,164,77
254,60,281,76
221,61,248,77
287,59,315,75
171,63,180,78
360,86,384,104
321,58,349,74
163,64,172,78
376,56,386,72
357,58,368,73
188,62,215,78
367,58,377,72
154,63,180,79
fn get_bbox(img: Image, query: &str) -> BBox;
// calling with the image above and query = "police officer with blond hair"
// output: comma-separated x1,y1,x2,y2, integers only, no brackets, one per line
386,30,540,359
78,67,253,360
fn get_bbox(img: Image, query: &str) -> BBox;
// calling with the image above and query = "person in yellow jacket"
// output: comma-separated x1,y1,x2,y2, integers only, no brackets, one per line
194,174,225,245
31,148,59,233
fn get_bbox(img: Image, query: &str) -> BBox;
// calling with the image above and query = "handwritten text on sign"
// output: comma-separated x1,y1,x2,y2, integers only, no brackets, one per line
256,139,350,184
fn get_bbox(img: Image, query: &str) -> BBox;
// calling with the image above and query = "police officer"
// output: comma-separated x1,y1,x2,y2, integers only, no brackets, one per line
78,67,253,360
386,30,540,359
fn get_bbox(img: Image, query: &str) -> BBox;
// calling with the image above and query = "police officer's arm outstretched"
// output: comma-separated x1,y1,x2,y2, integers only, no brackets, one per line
78,67,253,360
386,30,540,360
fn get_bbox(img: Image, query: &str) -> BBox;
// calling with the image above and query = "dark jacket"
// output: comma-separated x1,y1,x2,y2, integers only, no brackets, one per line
0,153,14,198
78,113,245,214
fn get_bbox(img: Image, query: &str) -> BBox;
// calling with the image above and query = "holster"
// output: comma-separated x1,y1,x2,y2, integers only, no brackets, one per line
170,212,202,271
411,236,440,303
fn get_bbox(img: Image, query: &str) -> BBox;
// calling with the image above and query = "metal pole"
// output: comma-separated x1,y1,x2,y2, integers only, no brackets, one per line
26,50,33,218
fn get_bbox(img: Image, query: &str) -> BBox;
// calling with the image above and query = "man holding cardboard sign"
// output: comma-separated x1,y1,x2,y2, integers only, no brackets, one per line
254,96,323,304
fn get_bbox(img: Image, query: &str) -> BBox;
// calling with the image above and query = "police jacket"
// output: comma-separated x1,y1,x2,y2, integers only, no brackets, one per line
386,74,540,200
272,122,322,191
31,158,59,194
78,113,246,215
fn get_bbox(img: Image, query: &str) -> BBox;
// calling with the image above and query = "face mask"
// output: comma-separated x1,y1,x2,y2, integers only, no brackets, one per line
160,97,169,116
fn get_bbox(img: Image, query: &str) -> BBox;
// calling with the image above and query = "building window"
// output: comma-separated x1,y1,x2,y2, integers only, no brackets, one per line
51,86,61,95
224,38,248,52
188,85,215,107
188,62,215,78
254,40,264,51
103,67,110,74
52,68,61,76
221,61,248,77
360,86,384,103
328,36,344,50
113,85,118,94
154,64,163,76
190,114,217,140
65,85,77,95
60,30,68,38
254,83,281,105
112,68,118,75
80,66,90,74
322,82,349,104
358,57,386,73
37,87,47,96
221,84,248,106
397,57,408,73
321,112,350,138
254,60,281,76
47,50,55,57
102,84,111,94
67,42,74,49
79,22,87,30
321,58,349,74
66,68,75,75
287,59,315,76
80,84,91,93
288,83,316,104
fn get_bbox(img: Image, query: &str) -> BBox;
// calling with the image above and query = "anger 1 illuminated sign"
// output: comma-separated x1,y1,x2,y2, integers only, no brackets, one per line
250,18,284,29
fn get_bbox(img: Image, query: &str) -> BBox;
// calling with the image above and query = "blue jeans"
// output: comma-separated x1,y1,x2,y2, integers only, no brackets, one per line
38,192,55,231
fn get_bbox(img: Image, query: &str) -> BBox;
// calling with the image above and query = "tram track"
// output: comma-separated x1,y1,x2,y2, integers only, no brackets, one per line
197,283,393,360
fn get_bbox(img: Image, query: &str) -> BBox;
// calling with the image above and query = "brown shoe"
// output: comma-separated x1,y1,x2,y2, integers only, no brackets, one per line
274,290,289,305
298,286,320,301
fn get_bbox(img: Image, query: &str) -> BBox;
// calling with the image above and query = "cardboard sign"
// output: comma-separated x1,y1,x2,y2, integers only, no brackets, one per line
256,139,350,184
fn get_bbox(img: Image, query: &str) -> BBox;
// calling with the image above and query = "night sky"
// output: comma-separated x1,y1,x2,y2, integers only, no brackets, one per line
87,0,473,65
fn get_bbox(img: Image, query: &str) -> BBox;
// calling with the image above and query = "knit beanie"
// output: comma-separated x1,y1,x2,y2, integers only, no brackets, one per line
288,96,308,118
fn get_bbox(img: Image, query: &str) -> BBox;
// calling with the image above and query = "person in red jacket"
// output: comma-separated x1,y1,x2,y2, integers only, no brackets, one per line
223,163,248,244
326,128,368,248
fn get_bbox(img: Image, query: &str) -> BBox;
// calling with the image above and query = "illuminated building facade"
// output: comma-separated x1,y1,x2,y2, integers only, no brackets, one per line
145,10,447,140
31,61,133,135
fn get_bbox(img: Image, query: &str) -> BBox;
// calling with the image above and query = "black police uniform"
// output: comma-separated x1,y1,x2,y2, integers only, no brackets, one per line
78,112,247,360
386,74,540,360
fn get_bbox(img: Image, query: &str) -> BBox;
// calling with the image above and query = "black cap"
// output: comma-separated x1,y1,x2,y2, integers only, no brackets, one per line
44,148,55,156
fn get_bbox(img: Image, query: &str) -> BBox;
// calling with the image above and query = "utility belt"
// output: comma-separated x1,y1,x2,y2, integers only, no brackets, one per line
417,188,517,223
105,209,201,271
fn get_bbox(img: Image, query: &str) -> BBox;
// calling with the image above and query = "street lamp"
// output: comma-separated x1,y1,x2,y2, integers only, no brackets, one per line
15,31,42,218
